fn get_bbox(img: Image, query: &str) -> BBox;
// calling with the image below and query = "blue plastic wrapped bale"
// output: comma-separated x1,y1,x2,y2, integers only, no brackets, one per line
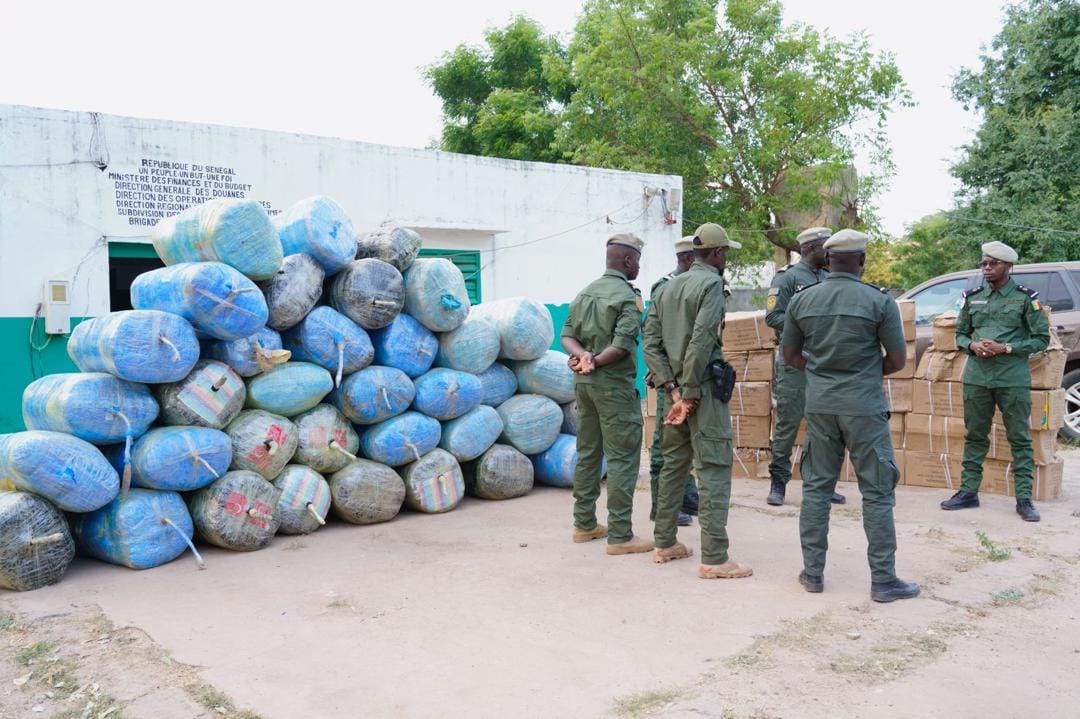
271,465,331,535
401,258,471,332
0,492,76,591
0,431,119,512
68,310,200,384
435,314,500,374
360,412,441,467
259,253,325,331
329,365,415,425
155,360,246,429
128,427,232,491
400,449,465,513
225,410,299,480
70,489,199,570
22,372,158,445
470,297,554,361
560,401,578,435
510,350,576,404
495,394,563,455
245,362,334,417
188,471,281,551
130,262,269,341
293,404,360,474
462,444,534,500
281,306,374,384
412,368,483,421
151,198,283,280
328,460,406,524
329,258,404,330
439,405,504,462
531,433,607,488
476,363,518,407
207,327,292,377
355,225,422,271
369,314,438,378
275,196,358,275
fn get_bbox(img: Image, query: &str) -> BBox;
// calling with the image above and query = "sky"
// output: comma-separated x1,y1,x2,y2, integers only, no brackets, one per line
2,0,1007,237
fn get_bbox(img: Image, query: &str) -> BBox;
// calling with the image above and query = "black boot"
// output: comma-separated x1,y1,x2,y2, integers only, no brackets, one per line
871,578,920,603
798,571,823,593
677,511,693,527
1016,498,1041,522
766,479,785,506
941,490,979,510
830,492,846,504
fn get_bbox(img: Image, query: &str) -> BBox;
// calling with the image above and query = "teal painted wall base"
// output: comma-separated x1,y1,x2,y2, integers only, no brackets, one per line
545,303,647,395
0,317,85,433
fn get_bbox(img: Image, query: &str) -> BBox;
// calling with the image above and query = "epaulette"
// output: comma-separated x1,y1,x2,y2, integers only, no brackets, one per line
859,281,888,294
962,286,984,299
776,265,788,273
1016,284,1039,299
793,283,818,294
723,286,732,298
631,286,642,297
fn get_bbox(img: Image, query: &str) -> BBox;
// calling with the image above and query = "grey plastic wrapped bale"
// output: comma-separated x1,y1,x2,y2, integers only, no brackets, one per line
189,470,281,551
330,258,404,330
435,315,500,374
293,404,360,474
470,297,554,361
476,362,518,407
226,410,299,480
328,459,406,525
510,350,576,403
355,225,422,271
0,492,75,591
272,465,331,535
399,449,465,514
560,401,578,435
462,444,534,500
495,394,563,455
259,253,325,331
402,258,470,332
156,359,246,429
244,362,334,417
275,196,358,275
439,405,504,462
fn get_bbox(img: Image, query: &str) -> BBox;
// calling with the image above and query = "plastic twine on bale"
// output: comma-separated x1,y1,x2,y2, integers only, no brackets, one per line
162,517,206,569
109,408,134,496
329,440,357,461
158,335,182,362
379,387,393,412
306,503,326,526
440,293,462,310
372,299,398,308
334,332,346,388
28,533,66,546
404,439,422,462
247,506,274,523
194,454,221,480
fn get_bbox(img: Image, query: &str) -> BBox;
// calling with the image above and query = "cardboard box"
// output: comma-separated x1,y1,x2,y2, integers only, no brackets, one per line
901,451,963,489
883,379,913,413
896,299,916,342
917,350,967,383
985,427,1059,465
1029,347,1067,390
931,312,959,351
981,457,1063,500
892,341,918,380
722,311,776,351
727,350,775,382
732,448,771,479
643,415,656,453
730,381,772,416
645,386,658,417
912,380,965,417
731,414,772,449
902,414,966,455
993,388,1066,431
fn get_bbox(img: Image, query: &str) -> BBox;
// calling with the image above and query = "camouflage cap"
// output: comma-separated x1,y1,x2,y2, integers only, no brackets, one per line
674,236,694,253
982,241,1018,263
823,229,869,253
796,226,832,245
607,233,644,253
692,223,742,250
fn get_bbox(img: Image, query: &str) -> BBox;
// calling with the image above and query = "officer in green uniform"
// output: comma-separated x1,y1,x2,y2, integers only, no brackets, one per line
782,229,918,603
561,233,653,555
648,236,699,527
941,241,1050,521
643,223,753,579
764,226,845,507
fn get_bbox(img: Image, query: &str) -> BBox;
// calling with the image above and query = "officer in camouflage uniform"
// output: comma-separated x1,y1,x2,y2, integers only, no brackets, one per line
764,226,845,507
561,233,653,555
941,241,1051,521
644,223,753,579
782,229,918,603
648,236,699,527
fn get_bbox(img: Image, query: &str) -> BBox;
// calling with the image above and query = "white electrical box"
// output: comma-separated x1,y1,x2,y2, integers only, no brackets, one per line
43,280,71,335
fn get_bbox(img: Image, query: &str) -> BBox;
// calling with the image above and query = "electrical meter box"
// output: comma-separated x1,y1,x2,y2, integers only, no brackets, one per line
44,280,71,335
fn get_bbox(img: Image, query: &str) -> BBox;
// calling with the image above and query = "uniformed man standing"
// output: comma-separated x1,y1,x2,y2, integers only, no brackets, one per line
643,223,752,579
782,229,918,602
561,233,653,555
648,236,700,527
764,226,845,507
941,241,1051,521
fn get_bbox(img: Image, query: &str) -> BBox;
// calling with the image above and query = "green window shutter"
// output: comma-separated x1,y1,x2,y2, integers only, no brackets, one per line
108,242,161,259
417,249,482,304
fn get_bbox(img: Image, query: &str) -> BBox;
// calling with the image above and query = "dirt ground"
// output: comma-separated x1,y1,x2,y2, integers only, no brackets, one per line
2,448,1079,719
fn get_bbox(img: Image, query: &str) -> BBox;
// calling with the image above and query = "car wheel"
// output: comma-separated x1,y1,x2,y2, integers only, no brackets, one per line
1061,368,1080,442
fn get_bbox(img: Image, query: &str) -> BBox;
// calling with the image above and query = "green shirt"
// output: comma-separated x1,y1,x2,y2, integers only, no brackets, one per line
765,260,828,336
560,269,641,386
956,277,1051,388
642,261,725,401
782,272,906,416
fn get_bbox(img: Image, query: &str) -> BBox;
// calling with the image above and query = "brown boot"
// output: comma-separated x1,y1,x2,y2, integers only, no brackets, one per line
572,524,607,543
606,536,654,555
652,542,693,564
698,560,753,579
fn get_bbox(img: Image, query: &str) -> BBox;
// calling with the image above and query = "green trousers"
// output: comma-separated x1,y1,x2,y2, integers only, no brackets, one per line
649,389,699,516
573,382,643,543
801,412,900,584
655,384,733,565
768,361,806,485
961,385,1034,497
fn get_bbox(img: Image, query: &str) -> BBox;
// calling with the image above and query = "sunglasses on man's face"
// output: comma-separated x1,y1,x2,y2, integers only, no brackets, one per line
979,260,1004,268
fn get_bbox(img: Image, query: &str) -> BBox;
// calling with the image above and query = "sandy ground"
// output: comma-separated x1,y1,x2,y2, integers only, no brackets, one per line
2,448,1079,719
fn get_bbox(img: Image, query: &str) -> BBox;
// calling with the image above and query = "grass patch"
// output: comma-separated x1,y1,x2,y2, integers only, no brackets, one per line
834,506,863,520
190,683,265,719
326,599,351,609
726,611,835,669
0,614,15,631
828,627,951,682
1030,571,1067,598
15,640,55,666
976,531,1011,561
992,589,1023,605
613,688,687,717
283,540,307,552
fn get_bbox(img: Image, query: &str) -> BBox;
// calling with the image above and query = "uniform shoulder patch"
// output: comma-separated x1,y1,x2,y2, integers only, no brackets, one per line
1017,284,1042,311
962,286,984,299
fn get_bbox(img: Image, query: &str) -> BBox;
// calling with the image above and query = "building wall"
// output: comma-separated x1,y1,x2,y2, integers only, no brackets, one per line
0,105,683,431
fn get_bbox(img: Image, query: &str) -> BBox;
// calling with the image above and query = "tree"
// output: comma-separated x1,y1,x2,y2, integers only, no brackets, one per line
949,0,1080,262
892,213,978,288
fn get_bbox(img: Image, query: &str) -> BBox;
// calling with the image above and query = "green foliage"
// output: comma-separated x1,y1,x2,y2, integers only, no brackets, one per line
863,237,901,288
892,214,980,289
976,530,1012,561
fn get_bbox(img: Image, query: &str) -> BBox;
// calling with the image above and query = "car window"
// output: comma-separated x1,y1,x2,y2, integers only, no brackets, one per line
1045,272,1074,311
1071,271,1080,294
910,278,968,325
1013,272,1049,298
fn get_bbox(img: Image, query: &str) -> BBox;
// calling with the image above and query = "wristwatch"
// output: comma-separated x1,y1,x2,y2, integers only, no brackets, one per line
663,381,679,394
1005,343,1013,354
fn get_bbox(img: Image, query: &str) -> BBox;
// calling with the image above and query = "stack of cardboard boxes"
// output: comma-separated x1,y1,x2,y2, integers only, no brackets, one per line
722,312,778,478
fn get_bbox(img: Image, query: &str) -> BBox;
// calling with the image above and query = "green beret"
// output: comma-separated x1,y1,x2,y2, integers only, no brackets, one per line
607,233,644,253
823,229,869,253
981,241,1018,263
796,226,832,245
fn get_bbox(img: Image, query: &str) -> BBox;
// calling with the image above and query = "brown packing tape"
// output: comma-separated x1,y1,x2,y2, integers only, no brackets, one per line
916,351,966,382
